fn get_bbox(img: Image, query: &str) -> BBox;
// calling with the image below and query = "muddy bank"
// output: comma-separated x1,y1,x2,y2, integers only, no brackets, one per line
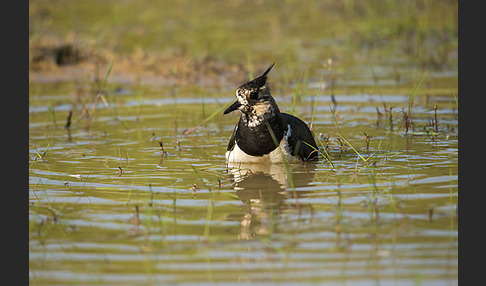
29,39,248,87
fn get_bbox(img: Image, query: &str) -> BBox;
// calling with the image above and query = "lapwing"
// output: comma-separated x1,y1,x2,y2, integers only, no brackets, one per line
224,63,318,164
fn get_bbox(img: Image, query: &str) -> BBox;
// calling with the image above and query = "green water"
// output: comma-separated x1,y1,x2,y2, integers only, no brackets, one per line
30,1,457,285
29,77,458,285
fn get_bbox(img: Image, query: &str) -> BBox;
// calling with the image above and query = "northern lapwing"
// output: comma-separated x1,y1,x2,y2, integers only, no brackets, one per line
224,63,318,164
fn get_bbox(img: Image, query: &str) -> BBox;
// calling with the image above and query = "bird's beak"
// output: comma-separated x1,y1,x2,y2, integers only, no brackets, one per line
223,101,241,114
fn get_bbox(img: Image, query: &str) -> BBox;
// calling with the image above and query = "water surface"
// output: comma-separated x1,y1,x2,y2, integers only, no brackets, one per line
29,73,457,285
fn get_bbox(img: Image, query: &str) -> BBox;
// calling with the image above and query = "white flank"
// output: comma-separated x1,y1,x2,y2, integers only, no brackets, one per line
286,124,292,138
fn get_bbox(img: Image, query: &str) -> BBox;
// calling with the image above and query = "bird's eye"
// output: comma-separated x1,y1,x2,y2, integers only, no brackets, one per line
249,91,259,100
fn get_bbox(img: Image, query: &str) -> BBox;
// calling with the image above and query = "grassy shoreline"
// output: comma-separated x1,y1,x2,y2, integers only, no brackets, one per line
29,0,457,87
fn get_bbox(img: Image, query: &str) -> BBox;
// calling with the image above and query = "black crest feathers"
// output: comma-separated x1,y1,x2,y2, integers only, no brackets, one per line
241,62,275,90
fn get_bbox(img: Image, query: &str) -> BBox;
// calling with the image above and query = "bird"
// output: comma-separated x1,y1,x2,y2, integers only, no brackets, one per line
224,63,318,164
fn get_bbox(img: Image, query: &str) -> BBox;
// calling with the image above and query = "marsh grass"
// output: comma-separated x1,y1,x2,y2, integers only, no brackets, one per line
84,59,118,130
290,74,302,115
329,105,373,165
404,70,426,134
30,1,457,74
47,102,57,129
136,85,144,122
303,139,334,169
309,71,326,131
33,143,50,162
200,88,206,120
117,145,130,176
184,101,232,135
203,189,214,239
64,111,73,142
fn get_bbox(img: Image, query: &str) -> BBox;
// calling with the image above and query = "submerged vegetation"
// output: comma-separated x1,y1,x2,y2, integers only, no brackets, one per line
29,0,457,285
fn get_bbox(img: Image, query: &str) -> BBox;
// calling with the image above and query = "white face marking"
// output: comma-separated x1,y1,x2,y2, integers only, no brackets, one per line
235,89,248,109
234,84,277,128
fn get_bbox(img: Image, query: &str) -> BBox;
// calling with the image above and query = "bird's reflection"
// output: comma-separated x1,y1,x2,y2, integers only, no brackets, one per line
226,161,316,240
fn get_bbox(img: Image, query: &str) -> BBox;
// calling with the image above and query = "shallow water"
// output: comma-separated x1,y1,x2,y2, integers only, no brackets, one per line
29,69,457,285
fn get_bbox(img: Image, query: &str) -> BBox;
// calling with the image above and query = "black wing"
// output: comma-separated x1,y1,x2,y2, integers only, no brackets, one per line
226,124,237,152
281,113,318,161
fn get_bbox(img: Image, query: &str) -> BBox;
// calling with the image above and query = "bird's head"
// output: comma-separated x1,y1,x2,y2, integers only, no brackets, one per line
224,63,279,125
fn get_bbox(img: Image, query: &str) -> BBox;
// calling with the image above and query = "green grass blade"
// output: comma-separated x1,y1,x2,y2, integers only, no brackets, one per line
408,69,426,116
291,74,302,115
101,59,114,90
184,101,233,135
264,121,295,190
310,72,325,130
302,140,334,169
